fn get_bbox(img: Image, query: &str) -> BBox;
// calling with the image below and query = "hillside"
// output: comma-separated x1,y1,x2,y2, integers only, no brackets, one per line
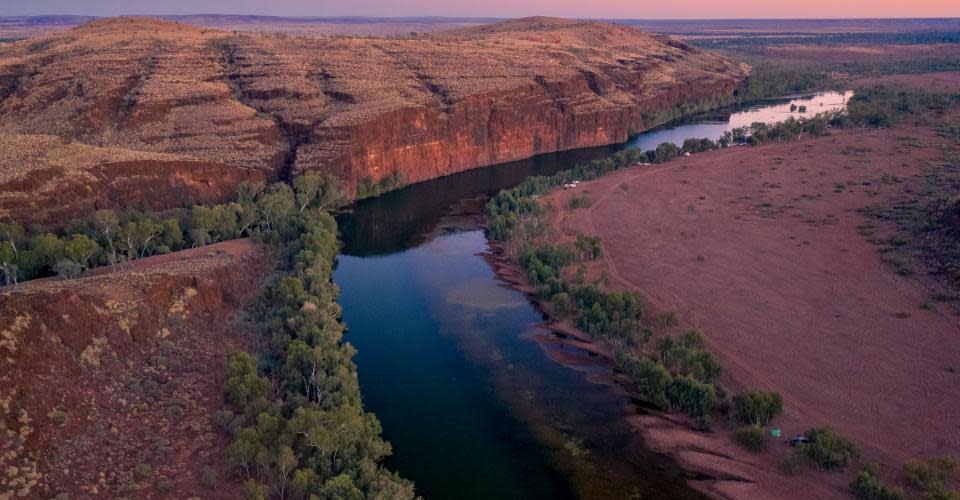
0,239,269,498
0,16,748,226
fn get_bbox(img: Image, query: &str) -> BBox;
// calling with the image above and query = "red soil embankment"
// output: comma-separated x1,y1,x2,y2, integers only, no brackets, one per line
538,109,960,497
0,239,270,499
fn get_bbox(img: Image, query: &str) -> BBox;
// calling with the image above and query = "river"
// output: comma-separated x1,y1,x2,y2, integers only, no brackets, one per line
334,91,850,500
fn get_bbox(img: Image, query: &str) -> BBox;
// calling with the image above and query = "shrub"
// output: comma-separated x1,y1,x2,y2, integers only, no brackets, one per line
667,375,718,418
569,195,592,209
134,462,152,480
655,311,678,328
550,292,570,314
732,426,766,453
617,352,672,408
156,478,174,493
574,234,602,260
651,142,681,163
903,456,957,493
47,409,67,426
843,85,958,128
244,480,268,500
53,259,82,279
798,427,860,471
851,463,904,500
224,352,268,407
200,466,218,489
731,390,784,427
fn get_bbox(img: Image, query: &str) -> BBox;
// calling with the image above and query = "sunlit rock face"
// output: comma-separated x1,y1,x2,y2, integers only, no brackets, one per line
0,16,748,226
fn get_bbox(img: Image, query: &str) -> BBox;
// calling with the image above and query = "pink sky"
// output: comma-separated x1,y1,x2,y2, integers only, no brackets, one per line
5,0,960,18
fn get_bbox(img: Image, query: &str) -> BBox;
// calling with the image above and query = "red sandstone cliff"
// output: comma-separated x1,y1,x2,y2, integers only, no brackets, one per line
0,16,748,226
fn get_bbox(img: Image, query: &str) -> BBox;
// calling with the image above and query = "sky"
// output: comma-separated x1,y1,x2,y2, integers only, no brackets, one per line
3,0,959,19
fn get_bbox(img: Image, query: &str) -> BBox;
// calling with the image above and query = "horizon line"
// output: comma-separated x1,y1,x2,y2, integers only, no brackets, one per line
4,13,960,22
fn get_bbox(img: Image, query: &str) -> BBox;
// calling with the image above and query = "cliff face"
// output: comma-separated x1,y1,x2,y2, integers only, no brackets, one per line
313,76,740,185
229,17,749,185
0,16,748,226
0,239,269,498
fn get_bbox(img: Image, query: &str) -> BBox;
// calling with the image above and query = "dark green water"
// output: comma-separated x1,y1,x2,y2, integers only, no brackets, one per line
334,93,849,499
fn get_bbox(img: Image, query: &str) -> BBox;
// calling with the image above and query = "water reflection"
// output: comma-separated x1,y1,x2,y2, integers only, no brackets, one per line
334,91,851,499
336,231,700,500
338,92,851,256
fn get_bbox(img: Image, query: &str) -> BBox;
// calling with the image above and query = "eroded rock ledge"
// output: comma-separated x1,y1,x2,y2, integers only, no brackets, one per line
0,16,748,226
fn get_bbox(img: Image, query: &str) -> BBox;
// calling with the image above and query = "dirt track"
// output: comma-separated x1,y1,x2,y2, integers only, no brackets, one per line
542,107,960,496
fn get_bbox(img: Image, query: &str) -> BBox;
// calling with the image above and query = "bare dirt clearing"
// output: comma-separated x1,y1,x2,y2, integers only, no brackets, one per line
0,239,269,498
542,104,960,497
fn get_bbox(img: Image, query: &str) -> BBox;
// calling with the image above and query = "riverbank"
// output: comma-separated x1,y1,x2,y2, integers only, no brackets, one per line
485,81,960,497
484,237,846,499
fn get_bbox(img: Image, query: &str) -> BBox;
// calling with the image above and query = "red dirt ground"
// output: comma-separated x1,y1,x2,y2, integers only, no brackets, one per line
539,101,960,496
0,239,271,498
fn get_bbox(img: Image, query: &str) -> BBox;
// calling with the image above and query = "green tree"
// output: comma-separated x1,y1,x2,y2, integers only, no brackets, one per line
189,205,217,246
651,142,681,163
799,427,860,471
229,427,263,476
732,426,766,453
225,352,268,407
63,234,101,271
289,468,317,499
667,375,717,418
0,222,24,284
256,183,296,235
294,172,345,213
318,474,363,500
903,456,956,494
158,218,183,253
243,479,269,500
26,233,65,276
851,463,904,500
90,210,121,265
731,390,784,427
273,445,298,498
119,218,162,259
619,353,672,408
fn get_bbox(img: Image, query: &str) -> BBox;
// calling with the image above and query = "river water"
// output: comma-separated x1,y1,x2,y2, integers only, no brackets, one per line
334,92,850,499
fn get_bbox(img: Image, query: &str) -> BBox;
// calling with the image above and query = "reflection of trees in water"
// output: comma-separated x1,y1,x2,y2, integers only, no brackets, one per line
338,146,617,256
339,93,849,257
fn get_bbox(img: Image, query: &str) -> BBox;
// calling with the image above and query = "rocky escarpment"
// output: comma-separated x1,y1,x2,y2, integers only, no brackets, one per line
224,17,748,185
0,239,269,498
0,16,748,226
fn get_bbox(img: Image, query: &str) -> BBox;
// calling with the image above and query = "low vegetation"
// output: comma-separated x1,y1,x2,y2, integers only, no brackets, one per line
217,180,413,498
0,172,344,285
851,464,905,500
796,426,860,472
483,86,953,472
860,153,960,303
732,426,767,453
903,457,958,498
355,171,406,200
841,85,960,128
0,171,413,497
732,64,834,102
731,389,784,427
484,141,799,429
